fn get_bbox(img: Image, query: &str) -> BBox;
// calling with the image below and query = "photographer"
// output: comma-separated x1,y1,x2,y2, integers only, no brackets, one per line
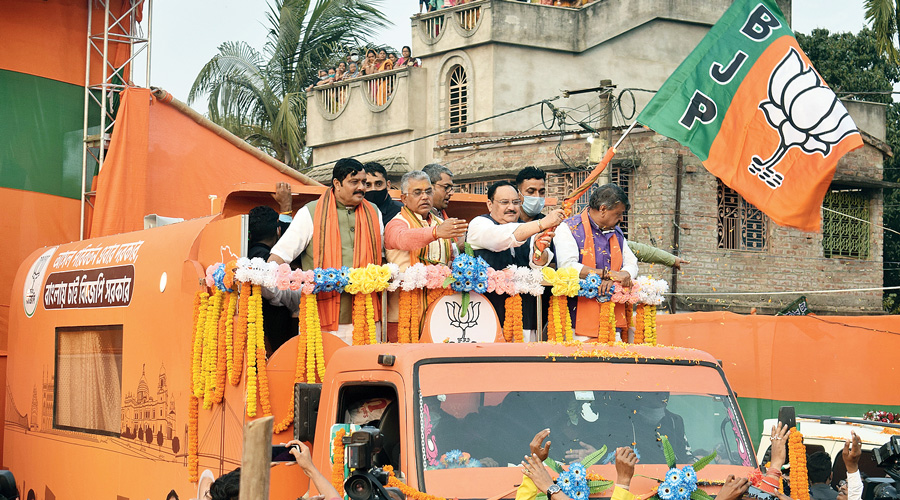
287,440,343,500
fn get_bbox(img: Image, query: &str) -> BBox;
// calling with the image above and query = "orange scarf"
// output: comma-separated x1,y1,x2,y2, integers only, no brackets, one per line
312,189,382,331
575,210,627,336
398,206,452,265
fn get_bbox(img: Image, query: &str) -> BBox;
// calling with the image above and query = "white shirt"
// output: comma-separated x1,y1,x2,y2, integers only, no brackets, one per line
847,470,862,500
554,222,638,278
269,202,384,264
465,216,553,269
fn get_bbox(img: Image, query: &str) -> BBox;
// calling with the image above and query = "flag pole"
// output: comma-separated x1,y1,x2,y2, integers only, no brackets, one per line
534,121,640,260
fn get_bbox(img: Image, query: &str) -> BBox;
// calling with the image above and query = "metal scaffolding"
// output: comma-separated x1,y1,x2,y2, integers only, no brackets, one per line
80,0,153,239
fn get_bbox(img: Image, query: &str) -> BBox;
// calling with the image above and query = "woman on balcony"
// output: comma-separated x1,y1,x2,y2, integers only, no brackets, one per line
361,49,378,76
397,46,420,68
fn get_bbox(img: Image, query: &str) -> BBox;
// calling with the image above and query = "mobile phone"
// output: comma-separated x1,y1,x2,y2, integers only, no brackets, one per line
746,486,776,500
272,444,299,462
777,406,796,430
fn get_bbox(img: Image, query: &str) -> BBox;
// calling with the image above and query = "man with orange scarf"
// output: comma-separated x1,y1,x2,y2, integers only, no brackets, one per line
269,158,383,344
384,171,468,341
554,183,638,341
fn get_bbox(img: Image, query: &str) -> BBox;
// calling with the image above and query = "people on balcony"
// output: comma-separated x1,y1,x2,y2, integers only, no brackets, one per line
376,50,394,72
334,62,347,83
397,46,421,68
361,49,378,76
345,62,360,79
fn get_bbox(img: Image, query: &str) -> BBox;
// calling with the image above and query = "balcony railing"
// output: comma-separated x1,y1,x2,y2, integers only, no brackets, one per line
420,13,446,43
309,67,408,118
455,3,482,32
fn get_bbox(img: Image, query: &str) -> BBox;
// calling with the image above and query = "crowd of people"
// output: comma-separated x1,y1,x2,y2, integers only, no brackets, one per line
249,158,687,352
202,421,870,500
307,46,420,92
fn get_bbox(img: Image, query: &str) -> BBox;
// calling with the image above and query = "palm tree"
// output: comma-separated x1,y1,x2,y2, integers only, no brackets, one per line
864,0,900,63
188,0,388,170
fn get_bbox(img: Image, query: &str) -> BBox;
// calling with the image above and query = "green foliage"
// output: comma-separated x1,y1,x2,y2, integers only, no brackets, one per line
864,0,900,63
797,27,900,307
544,457,564,473
662,436,676,469
588,479,614,493
690,489,714,500
188,0,388,170
691,451,717,472
582,445,608,468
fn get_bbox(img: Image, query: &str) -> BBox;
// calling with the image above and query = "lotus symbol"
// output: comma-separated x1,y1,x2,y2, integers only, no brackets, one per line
750,47,858,189
445,301,480,343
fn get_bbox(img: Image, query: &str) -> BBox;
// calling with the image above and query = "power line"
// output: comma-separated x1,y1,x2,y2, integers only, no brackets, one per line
306,95,561,170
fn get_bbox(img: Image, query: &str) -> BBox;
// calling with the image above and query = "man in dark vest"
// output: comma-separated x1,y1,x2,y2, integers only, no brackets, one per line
465,180,564,341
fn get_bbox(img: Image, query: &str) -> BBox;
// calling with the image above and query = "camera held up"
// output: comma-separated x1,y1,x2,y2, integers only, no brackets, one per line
343,427,401,500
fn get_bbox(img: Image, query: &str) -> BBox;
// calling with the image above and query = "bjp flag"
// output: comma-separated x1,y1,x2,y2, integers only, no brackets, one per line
637,0,862,232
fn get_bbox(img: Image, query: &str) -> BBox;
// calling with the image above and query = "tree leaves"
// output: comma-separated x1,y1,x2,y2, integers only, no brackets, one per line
690,489,714,500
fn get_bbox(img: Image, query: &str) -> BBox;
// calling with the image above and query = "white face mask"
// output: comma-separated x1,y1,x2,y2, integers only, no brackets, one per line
350,54,359,62
521,195,545,217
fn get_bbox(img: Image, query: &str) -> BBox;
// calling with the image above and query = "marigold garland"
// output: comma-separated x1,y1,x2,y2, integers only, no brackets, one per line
561,296,573,342
503,295,523,342
191,291,208,395
188,394,200,482
383,465,449,500
352,294,367,345
274,294,312,434
223,290,236,391
202,290,224,409
634,304,645,344
789,428,810,500
213,291,230,404
644,305,657,345
332,428,347,495
230,281,251,386
624,303,633,341
599,301,616,343
246,287,259,417
366,293,377,344
548,294,561,342
254,287,272,417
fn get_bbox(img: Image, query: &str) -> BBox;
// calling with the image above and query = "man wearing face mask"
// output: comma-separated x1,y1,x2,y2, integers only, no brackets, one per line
517,167,548,223
466,181,565,341
364,162,403,223
628,392,690,465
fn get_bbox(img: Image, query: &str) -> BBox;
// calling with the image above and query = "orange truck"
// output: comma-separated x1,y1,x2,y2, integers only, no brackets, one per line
4,188,756,500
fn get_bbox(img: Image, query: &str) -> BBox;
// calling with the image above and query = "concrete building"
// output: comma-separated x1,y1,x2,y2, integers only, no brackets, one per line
305,0,893,314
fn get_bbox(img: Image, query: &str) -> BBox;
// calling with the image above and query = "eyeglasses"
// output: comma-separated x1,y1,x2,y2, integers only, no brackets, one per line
495,199,521,207
408,188,434,197
435,183,455,192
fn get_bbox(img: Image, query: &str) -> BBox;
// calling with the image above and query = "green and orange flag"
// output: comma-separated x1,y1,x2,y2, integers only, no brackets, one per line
637,0,862,232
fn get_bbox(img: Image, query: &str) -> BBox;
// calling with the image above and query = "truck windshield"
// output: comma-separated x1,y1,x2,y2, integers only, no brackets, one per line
416,361,754,470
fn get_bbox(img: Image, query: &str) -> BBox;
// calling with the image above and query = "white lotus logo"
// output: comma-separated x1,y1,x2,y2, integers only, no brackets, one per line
749,47,858,189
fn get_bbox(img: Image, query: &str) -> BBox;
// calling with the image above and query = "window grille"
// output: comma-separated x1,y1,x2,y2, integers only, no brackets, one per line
456,5,482,31
448,66,468,133
823,189,869,259
717,181,767,251
459,180,490,195
548,165,631,237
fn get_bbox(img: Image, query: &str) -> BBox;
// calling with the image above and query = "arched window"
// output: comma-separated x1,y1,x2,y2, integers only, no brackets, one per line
448,65,468,133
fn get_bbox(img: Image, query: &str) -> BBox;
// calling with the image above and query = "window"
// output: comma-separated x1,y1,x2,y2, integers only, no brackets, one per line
55,325,123,435
609,163,631,237
458,180,492,195
717,181,766,251
448,66,468,133
823,189,870,259
548,165,631,236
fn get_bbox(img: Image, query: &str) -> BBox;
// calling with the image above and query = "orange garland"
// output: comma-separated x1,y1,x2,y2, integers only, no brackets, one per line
599,301,616,343
633,304,645,344
273,295,309,435
383,465,449,500
188,394,199,482
332,428,347,495
560,296,573,342
398,291,412,343
502,295,524,342
352,294,367,345
788,428,810,500
230,282,251,385
624,303,633,340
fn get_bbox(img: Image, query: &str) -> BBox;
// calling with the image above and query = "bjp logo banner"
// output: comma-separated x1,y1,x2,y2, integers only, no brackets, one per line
637,0,862,232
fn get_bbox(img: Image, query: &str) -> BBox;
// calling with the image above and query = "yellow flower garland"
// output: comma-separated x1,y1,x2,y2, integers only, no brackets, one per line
644,305,657,345
246,287,258,418
789,428,810,500
332,428,347,495
223,291,236,388
366,293,377,345
230,282,251,385
213,291,230,404
202,290,224,409
192,291,209,397
254,287,272,417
